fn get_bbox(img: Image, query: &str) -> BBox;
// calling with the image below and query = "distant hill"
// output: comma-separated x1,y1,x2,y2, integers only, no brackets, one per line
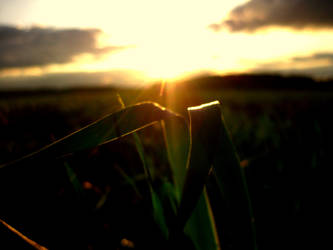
175,74,333,91
1,74,333,97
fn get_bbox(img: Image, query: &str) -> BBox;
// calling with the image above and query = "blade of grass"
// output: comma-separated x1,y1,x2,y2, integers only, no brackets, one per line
209,109,257,250
152,180,180,239
161,117,190,196
0,102,183,171
151,190,169,239
64,161,83,195
175,101,221,230
0,218,48,250
0,100,184,245
160,116,191,244
169,101,222,250
117,94,168,239
184,189,220,250
156,181,178,217
113,164,142,199
95,186,111,210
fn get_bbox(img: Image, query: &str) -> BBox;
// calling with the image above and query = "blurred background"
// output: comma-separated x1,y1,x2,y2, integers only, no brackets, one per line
1,0,333,249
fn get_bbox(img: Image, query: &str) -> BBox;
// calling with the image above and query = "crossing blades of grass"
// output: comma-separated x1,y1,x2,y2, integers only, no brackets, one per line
0,100,184,248
117,94,168,239
0,102,183,171
0,99,256,250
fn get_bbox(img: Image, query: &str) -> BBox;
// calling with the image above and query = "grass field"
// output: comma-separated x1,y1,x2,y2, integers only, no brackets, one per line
0,84,332,249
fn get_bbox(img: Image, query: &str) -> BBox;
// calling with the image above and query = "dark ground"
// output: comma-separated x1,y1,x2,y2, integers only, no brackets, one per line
0,74,332,249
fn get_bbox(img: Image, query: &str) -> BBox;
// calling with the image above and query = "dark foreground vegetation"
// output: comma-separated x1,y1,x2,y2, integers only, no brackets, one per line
0,74,332,249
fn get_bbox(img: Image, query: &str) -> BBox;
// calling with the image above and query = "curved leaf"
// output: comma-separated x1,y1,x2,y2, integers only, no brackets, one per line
0,102,183,171
171,101,222,250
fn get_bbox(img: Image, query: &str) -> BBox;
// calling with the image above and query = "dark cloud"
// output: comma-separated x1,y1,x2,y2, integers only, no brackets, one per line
210,0,333,32
253,52,333,79
292,53,333,63
252,65,333,79
0,26,123,69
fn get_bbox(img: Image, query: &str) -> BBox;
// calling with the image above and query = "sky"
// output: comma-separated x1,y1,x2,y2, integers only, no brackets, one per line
1,0,333,88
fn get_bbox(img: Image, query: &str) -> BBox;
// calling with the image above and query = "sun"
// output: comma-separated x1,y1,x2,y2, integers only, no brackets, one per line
64,0,246,81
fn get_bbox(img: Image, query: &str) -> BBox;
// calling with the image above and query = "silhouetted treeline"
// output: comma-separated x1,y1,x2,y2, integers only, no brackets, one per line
1,74,333,98
178,74,333,91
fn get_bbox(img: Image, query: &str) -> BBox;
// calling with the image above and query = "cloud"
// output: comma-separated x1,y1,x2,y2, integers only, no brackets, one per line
253,52,333,79
0,26,124,69
210,0,333,32
292,53,333,63
252,65,333,79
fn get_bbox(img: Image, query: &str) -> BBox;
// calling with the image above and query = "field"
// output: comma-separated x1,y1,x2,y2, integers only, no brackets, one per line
0,82,332,249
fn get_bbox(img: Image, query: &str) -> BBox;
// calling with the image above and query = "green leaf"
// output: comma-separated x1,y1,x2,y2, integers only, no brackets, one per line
184,190,219,250
209,109,257,250
170,101,222,250
156,181,178,216
169,100,256,250
113,164,142,199
132,130,170,239
64,161,83,195
0,102,182,171
176,101,221,230
115,94,152,185
116,95,167,238
151,190,169,239
161,117,190,196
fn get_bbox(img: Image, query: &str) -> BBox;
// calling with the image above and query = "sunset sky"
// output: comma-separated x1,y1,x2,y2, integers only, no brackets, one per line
1,0,333,88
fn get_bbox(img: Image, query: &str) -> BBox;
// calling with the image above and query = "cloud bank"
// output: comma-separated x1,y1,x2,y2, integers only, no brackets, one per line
0,26,123,69
210,0,333,32
253,52,333,79
292,53,333,63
